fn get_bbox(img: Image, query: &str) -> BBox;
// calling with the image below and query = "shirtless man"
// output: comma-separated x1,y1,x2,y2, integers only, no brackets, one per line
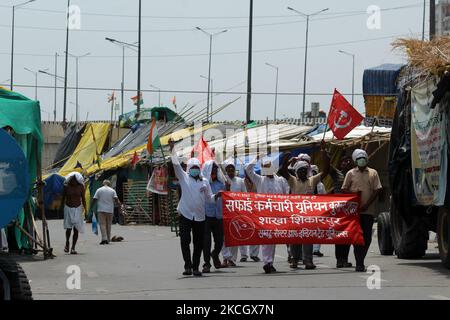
61,172,87,254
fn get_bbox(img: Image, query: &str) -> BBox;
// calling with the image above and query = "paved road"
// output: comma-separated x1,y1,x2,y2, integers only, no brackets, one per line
14,220,450,300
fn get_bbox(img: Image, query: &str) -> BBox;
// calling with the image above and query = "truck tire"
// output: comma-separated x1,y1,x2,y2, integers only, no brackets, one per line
377,211,394,255
0,258,33,300
437,207,450,268
390,202,428,259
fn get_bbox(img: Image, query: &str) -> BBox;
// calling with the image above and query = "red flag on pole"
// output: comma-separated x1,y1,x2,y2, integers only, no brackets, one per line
191,136,214,166
130,151,140,167
327,89,364,140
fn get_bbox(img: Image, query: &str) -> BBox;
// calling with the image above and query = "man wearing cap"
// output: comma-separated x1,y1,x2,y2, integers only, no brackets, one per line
279,151,330,270
169,141,221,277
245,154,290,274
342,149,382,272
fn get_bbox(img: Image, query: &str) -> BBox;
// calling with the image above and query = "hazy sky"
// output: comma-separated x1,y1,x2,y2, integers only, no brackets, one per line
0,0,426,122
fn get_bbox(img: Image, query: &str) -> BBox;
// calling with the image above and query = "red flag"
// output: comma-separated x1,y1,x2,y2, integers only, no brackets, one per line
327,89,364,140
191,136,214,166
130,151,140,167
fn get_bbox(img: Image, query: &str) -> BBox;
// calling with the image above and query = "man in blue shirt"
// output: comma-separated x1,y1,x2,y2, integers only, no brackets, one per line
202,160,228,273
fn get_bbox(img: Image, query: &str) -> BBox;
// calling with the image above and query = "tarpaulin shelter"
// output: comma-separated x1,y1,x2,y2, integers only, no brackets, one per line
51,123,85,169
119,107,181,128
58,123,111,177
0,87,43,250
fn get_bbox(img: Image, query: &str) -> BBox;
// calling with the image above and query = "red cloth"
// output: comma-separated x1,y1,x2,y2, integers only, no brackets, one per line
222,192,364,246
327,89,364,140
130,151,140,167
191,136,214,166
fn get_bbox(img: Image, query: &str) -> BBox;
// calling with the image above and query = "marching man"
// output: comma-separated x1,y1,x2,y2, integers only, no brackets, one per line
245,154,290,274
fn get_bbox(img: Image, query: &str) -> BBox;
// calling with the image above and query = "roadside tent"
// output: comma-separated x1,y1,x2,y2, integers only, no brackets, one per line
0,87,43,250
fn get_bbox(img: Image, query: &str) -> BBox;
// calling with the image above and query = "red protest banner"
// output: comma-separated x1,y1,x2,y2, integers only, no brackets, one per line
222,192,364,246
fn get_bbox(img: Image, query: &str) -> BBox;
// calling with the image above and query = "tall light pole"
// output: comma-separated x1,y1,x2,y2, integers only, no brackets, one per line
287,6,328,123
67,52,91,123
10,0,36,91
24,67,46,100
195,27,227,123
106,37,138,117
246,0,254,124
149,84,161,107
338,50,355,106
39,69,64,122
265,63,279,121
200,75,214,120
63,0,71,125
137,0,142,116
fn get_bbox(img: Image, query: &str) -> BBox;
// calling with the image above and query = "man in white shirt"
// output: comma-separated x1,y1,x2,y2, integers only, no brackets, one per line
169,141,220,277
245,155,290,274
92,180,122,245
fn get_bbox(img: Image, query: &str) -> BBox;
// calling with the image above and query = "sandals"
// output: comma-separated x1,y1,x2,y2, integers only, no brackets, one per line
70,249,78,255
64,243,70,253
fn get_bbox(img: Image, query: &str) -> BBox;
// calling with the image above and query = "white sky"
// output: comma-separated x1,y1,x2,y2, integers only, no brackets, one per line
0,0,427,122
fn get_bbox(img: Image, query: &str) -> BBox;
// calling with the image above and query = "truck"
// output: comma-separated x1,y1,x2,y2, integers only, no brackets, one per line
373,61,450,268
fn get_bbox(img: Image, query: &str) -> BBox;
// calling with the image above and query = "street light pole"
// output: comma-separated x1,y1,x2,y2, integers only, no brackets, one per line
54,53,58,121
67,52,91,123
338,50,355,106
200,75,213,119
63,0,71,125
10,0,36,91
149,85,161,106
24,67,45,100
39,69,64,122
137,0,142,115
105,37,138,117
196,27,227,123
287,6,328,123
265,63,279,121
246,0,254,124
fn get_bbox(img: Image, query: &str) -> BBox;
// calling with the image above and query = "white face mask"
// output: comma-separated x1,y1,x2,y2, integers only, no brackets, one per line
356,158,368,168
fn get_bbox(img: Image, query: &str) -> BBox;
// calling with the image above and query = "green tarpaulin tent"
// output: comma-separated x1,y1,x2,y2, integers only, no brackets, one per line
0,87,43,250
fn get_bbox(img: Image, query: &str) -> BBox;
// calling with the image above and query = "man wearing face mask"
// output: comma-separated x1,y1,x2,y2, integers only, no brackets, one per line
169,141,220,277
342,149,382,272
201,160,227,273
245,154,290,274
279,150,330,270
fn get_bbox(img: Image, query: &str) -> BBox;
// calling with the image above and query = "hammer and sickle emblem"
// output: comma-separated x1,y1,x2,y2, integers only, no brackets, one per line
334,110,352,129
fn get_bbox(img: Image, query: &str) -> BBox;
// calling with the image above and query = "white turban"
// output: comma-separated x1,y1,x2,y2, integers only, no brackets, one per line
187,158,201,172
293,160,309,171
310,165,319,173
223,158,236,169
352,149,368,162
260,157,278,176
65,172,84,185
297,153,311,163
202,159,226,183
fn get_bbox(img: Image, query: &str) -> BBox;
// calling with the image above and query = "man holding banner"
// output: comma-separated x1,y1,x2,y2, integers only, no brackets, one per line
279,150,331,270
245,155,290,274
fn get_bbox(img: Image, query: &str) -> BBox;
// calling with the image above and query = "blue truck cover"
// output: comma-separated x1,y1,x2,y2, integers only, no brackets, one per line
363,64,405,96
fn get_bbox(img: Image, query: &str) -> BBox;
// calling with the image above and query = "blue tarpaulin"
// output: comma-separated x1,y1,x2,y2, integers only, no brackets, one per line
43,174,65,209
363,64,405,96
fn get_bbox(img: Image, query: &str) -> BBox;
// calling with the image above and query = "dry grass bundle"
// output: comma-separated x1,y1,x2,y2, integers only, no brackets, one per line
392,36,450,75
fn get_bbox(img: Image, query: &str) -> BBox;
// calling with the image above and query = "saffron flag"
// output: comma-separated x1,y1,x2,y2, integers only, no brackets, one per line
130,151,140,167
107,91,116,103
172,96,177,110
131,93,143,106
146,118,161,155
191,135,214,166
327,89,364,140
222,192,364,246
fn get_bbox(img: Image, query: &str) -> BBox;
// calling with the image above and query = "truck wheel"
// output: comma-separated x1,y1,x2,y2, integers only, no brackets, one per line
377,211,394,255
390,202,428,259
437,207,450,268
0,258,33,300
